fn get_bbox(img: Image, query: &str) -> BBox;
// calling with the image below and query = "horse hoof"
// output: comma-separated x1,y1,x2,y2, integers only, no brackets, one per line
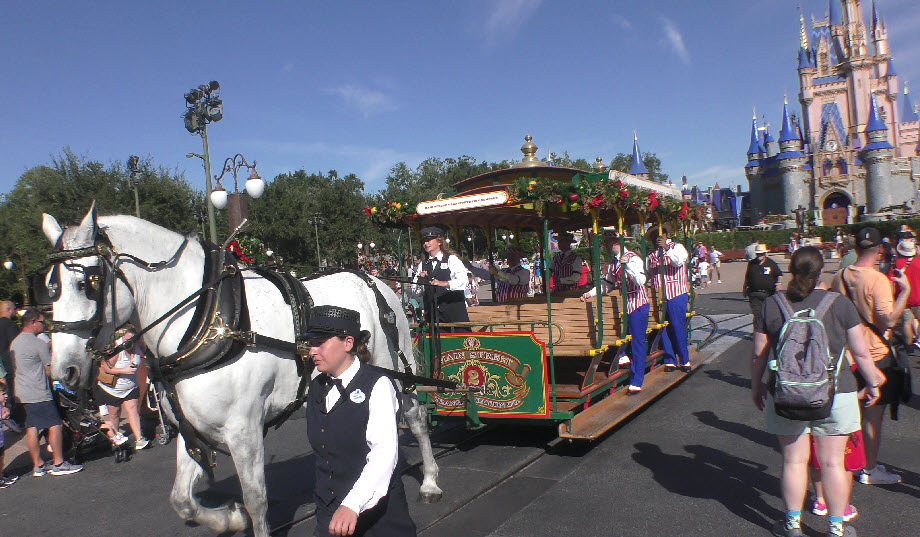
418,491,443,504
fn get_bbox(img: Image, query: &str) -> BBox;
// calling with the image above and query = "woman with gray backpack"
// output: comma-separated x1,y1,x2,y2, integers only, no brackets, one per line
751,246,886,537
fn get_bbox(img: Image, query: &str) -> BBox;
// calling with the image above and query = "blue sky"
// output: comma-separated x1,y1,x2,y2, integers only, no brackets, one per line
2,1,918,198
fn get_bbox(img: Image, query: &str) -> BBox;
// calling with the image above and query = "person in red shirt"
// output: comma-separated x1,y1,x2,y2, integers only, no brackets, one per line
888,229,920,348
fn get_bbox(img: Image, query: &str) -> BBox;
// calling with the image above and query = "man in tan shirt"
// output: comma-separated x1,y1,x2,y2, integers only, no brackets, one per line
831,227,909,485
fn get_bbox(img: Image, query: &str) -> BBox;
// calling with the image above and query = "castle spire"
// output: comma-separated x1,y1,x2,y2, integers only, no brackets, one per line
871,0,880,32
629,132,649,175
799,9,809,50
779,96,798,143
866,93,888,132
747,115,761,155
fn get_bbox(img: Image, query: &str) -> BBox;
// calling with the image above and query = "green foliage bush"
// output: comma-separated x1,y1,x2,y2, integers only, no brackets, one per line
694,218,920,251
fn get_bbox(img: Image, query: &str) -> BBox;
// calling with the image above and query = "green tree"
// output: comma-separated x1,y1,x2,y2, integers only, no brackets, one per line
609,152,670,184
0,149,201,304
551,152,592,171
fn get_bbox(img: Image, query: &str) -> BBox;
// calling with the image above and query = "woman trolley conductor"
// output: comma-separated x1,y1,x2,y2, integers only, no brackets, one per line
305,305,416,537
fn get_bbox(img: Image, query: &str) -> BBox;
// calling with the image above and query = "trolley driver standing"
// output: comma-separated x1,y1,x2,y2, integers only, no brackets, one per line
412,227,470,323
305,305,416,537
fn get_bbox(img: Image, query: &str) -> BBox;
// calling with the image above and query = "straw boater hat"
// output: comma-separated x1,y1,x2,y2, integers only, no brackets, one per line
754,244,769,255
645,224,672,243
897,239,917,257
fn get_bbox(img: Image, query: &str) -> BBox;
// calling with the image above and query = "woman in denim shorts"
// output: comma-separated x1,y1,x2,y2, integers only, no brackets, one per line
751,247,886,537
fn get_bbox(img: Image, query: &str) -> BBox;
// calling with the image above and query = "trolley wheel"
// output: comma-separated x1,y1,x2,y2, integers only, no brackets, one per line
155,425,171,446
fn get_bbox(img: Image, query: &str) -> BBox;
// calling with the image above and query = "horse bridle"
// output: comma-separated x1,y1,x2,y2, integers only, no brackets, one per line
44,229,189,360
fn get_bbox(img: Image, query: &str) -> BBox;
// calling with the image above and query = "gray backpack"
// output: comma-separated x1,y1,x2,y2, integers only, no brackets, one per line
769,292,844,421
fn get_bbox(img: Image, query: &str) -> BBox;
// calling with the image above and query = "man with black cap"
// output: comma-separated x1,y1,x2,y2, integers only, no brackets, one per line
412,227,469,323
832,227,910,486
305,305,416,536
550,231,583,292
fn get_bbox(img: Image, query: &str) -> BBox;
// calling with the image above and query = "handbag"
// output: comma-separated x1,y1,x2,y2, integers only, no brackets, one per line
96,361,118,388
808,430,866,472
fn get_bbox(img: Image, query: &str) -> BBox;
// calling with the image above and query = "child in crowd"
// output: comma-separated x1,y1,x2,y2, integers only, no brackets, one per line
0,380,19,488
698,259,711,288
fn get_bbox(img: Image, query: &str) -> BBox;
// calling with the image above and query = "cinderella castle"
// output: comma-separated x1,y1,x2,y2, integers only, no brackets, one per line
745,0,920,225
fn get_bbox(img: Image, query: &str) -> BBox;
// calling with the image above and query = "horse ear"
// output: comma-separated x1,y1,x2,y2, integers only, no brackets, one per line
42,213,63,245
80,201,98,232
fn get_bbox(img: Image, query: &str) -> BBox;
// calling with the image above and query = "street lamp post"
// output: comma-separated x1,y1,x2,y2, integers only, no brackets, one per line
183,81,223,243
467,236,475,259
127,155,142,218
211,154,265,232
4,248,28,307
308,214,324,269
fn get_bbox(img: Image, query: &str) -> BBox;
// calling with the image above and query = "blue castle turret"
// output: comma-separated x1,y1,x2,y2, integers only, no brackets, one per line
863,93,895,213
628,133,649,176
776,98,809,213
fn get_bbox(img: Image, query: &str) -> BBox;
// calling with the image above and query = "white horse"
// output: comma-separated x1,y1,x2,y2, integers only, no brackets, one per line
41,205,441,537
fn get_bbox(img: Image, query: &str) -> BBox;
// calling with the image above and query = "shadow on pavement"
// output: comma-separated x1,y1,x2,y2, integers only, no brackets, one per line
693,410,777,451
632,442,781,531
703,369,752,390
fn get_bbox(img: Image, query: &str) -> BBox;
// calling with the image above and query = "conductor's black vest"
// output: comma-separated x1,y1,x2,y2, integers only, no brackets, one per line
422,254,468,323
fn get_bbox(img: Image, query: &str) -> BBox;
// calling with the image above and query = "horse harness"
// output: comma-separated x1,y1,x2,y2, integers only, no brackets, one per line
44,230,421,476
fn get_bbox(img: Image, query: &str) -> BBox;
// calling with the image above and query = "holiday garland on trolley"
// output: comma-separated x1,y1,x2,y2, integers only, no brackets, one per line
362,176,708,227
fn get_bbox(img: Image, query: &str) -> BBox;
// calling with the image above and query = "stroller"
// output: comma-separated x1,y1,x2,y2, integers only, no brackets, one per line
141,379,177,446
52,382,132,462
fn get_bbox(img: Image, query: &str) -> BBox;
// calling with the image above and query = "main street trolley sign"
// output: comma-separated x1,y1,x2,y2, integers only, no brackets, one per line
430,332,549,419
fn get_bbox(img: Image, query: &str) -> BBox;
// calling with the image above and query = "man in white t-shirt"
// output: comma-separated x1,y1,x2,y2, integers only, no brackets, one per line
707,246,723,283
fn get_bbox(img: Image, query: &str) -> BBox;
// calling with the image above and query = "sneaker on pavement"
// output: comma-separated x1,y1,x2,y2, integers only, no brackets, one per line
135,437,150,450
771,520,803,537
627,385,642,395
717,279,722,284
618,356,631,366
1,473,19,484
812,499,828,516
49,461,83,476
0,477,14,489
827,527,857,537
912,339,920,350
857,464,901,485
33,465,46,477
112,433,129,447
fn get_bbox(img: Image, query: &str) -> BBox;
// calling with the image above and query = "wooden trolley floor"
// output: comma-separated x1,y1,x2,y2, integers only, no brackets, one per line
558,350,701,440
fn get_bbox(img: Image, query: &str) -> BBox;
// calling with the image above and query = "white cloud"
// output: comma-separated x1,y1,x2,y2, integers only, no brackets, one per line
661,18,690,65
610,13,632,30
480,0,543,48
282,62,295,73
324,84,398,116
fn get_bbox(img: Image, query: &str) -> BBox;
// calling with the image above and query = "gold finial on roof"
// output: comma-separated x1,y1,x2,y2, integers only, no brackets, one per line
592,157,607,173
512,134,542,168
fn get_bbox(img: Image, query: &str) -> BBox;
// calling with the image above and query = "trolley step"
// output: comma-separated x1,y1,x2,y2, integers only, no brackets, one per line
558,352,703,441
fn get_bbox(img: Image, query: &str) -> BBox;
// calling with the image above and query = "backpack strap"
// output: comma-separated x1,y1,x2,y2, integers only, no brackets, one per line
812,291,837,320
772,292,796,321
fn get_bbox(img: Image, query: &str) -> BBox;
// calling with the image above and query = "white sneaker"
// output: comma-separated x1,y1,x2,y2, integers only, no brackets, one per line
857,464,901,485
717,280,722,284
135,437,150,450
618,356,631,366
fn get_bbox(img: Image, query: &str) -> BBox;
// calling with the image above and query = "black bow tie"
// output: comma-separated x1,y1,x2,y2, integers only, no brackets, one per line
319,374,345,397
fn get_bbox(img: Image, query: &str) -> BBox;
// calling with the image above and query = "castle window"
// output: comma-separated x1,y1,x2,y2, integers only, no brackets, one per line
823,159,834,176
837,158,848,175
819,52,830,76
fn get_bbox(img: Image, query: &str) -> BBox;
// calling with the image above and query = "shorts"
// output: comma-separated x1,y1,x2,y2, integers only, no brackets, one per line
93,385,139,407
23,400,61,431
765,391,861,437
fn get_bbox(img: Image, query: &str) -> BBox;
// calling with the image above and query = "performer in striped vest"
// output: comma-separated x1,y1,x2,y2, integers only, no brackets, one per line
581,230,649,393
550,231,583,292
645,226,691,372
469,247,531,302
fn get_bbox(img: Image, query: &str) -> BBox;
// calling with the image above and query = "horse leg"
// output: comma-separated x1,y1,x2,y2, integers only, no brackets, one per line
169,435,249,533
227,429,270,537
401,394,442,503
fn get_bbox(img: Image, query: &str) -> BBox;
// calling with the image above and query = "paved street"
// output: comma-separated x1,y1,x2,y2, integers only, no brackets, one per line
2,257,918,536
